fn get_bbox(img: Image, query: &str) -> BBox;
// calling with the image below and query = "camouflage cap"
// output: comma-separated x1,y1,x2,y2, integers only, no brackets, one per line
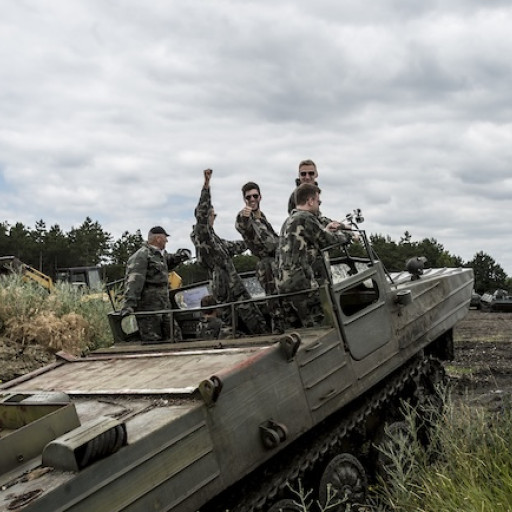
149,226,170,236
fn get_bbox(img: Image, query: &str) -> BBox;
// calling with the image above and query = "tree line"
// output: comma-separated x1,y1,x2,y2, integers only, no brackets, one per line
0,217,509,295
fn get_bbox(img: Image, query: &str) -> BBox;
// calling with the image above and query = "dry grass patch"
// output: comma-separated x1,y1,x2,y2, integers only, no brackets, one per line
5,311,90,355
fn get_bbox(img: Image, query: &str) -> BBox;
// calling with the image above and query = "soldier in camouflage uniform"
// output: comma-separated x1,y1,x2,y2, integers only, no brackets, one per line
235,182,285,333
288,159,356,287
196,295,223,340
288,159,338,283
288,159,323,214
191,169,267,335
121,226,191,343
277,183,354,327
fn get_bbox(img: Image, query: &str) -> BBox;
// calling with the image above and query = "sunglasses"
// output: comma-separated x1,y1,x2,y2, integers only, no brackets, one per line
300,171,315,177
245,194,260,200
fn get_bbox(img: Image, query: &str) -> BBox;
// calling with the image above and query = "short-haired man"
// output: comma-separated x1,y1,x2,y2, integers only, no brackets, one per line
121,226,191,343
288,159,319,214
191,169,267,335
289,159,354,286
277,184,353,327
236,182,284,333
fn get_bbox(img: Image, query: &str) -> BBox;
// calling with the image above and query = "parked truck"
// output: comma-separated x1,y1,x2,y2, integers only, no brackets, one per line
0,224,473,511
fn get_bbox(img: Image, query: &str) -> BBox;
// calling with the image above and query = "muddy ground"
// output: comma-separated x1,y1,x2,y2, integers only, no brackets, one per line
1,309,511,404
449,309,512,409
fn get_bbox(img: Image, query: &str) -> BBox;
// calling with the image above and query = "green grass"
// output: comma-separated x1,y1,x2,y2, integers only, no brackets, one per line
277,393,512,512
445,365,474,376
368,394,512,512
0,274,114,353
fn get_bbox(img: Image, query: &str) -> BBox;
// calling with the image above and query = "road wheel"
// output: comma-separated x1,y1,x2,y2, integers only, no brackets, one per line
375,420,414,481
318,453,367,511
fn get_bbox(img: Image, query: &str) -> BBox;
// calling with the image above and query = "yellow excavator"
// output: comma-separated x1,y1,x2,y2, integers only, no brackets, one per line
0,256,103,292
0,256,54,291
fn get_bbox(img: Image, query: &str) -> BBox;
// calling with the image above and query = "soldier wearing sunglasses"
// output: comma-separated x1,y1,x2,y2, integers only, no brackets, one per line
278,184,351,327
191,169,267,336
288,159,321,214
236,182,285,333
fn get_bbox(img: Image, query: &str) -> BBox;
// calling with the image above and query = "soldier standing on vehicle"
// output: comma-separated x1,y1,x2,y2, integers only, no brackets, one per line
288,158,343,227
288,159,321,214
191,169,267,335
288,159,353,286
236,182,285,333
120,226,191,343
277,183,353,327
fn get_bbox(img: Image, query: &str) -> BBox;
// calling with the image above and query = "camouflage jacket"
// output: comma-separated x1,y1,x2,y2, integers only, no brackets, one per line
196,315,223,340
235,210,278,259
288,182,333,227
276,209,350,292
123,243,182,309
287,178,303,214
191,187,247,272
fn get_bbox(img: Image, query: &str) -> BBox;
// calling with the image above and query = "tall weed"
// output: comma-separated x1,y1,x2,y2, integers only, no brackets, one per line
0,274,113,354
277,392,512,512
371,392,512,512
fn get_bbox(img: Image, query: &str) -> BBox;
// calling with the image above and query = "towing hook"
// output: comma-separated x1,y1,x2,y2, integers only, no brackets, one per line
279,332,301,361
259,420,288,449
198,375,223,406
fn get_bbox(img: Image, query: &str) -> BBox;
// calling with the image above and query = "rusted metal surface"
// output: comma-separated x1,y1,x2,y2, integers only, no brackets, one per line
7,347,269,395
0,399,80,475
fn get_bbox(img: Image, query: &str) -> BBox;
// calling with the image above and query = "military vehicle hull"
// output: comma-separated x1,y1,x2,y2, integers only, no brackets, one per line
480,289,512,312
0,234,473,512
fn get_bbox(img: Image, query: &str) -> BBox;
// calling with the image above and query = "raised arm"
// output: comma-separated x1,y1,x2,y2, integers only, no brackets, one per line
195,169,213,225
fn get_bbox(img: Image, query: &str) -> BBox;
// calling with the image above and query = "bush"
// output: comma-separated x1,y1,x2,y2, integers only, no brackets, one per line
0,274,113,355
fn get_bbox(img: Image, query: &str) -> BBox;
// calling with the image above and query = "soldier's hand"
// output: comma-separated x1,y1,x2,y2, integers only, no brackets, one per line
176,248,192,262
203,169,213,181
241,206,252,218
120,307,134,318
326,221,341,232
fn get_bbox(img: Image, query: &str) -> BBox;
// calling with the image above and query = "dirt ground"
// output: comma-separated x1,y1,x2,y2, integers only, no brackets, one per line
0,337,55,383
450,309,512,409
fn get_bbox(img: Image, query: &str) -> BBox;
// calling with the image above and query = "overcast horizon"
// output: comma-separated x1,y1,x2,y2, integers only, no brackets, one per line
1,1,511,274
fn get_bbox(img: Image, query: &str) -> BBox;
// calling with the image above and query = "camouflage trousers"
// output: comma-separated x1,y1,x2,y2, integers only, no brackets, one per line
280,292,320,328
277,275,323,328
212,267,267,335
137,287,183,343
256,257,285,333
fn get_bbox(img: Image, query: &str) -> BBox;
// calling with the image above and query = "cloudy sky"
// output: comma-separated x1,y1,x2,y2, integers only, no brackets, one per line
1,0,512,274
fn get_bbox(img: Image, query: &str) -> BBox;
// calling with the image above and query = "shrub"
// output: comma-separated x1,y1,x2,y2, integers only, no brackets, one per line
0,274,113,355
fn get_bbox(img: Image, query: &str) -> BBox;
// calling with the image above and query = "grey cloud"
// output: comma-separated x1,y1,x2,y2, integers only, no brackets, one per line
1,1,512,274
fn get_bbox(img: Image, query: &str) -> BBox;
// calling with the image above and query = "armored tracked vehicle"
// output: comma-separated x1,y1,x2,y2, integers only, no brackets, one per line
480,289,512,312
0,227,473,512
